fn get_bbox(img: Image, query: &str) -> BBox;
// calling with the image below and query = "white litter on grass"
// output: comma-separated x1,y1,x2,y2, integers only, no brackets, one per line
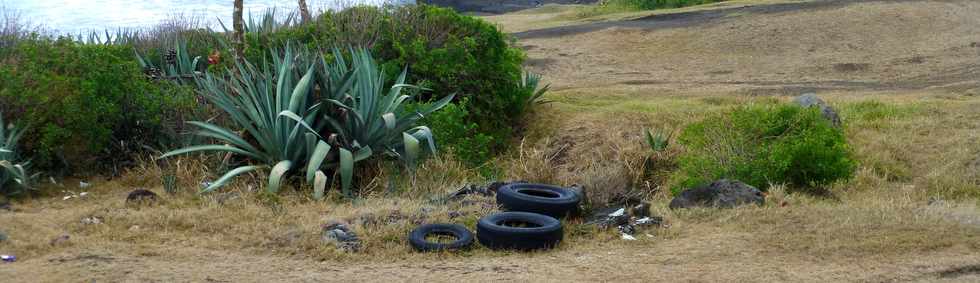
609,208,626,217
79,192,89,197
79,181,90,188
635,217,654,225
621,234,637,241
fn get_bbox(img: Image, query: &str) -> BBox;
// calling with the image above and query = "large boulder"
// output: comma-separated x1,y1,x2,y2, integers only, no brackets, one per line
669,179,765,209
794,93,841,127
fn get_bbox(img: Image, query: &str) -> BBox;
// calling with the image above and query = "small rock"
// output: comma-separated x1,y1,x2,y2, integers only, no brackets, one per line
81,216,103,225
794,93,842,127
321,222,361,252
630,202,651,218
128,225,141,232
669,179,765,209
618,224,636,235
49,234,70,246
126,189,159,204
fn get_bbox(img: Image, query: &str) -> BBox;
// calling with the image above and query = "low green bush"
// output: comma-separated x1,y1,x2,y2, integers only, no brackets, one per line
407,99,494,166
0,36,200,171
672,104,856,193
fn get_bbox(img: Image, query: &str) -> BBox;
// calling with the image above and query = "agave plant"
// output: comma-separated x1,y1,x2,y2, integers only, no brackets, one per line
0,113,34,194
161,46,451,198
134,38,203,83
645,128,672,153
319,50,455,195
160,45,325,194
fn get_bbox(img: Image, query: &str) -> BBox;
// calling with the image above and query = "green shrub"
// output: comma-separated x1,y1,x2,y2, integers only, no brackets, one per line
242,4,531,157
0,36,199,171
672,104,856,193
407,99,495,166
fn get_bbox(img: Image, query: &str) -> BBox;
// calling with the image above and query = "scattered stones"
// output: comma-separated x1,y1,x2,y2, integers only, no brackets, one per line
126,189,159,205
669,179,765,209
80,216,103,225
321,222,361,252
794,93,842,127
49,234,70,246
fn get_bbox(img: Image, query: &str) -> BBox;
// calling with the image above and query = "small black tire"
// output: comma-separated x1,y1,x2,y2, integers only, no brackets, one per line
477,212,563,251
408,224,474,252
496,183,581,219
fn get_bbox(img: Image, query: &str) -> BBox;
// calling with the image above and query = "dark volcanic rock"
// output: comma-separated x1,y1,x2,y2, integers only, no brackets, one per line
321,222,361,252
126,189,159,204
669,179,765,209
794,93,841,127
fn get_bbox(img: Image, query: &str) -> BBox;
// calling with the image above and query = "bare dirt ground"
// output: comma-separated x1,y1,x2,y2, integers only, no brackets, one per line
2,0,979,282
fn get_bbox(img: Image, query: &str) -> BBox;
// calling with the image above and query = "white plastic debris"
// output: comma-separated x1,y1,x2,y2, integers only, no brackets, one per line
79,181,90,189
621,234,637,241
79,192,89,197
609,208,626,217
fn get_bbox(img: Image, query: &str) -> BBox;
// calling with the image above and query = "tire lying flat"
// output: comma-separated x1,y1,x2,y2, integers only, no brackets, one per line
496,183,581,219
408,224,474,252
477,212,563,251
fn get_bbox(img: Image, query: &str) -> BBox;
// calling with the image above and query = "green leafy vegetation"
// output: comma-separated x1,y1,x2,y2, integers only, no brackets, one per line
672,104,856,193
241,5,536,159
161,47,453,197
0,112,35,196
0,36,201,171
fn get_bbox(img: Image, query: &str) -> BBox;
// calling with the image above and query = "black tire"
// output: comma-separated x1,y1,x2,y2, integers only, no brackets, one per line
496,183,581,219
408,224,474,252
477,212,563,251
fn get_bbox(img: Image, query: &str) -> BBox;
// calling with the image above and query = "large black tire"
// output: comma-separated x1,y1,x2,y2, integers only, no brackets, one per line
477,212,563,251
408,224,474,252
496,183,581,219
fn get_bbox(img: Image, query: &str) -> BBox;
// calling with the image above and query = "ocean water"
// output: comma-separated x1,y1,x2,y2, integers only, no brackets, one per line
2,0,414,34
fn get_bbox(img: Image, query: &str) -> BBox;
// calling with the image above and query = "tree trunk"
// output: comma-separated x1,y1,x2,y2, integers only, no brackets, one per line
233,0,245,60
298,0,312,23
